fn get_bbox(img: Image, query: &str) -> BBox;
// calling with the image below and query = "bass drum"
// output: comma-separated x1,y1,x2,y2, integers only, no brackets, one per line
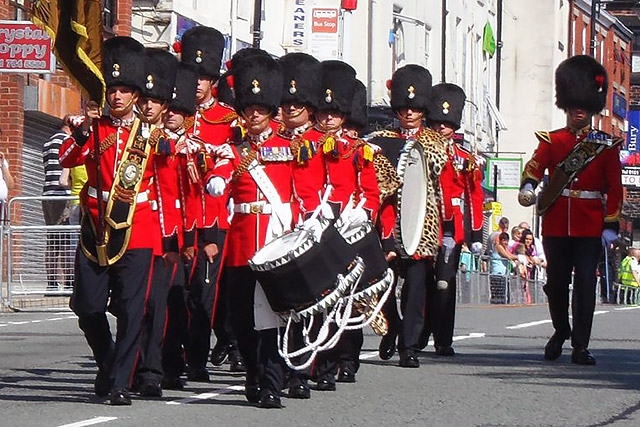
395,138,428,257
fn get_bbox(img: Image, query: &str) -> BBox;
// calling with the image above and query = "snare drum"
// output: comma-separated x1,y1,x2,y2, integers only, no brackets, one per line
338,220,387,287
249,219,356,313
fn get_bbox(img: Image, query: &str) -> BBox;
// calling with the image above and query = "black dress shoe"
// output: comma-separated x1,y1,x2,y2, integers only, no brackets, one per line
399,350,420,368
139,382,162,397
187,367,210,382
229,352,246,372
378,334,397,360
94,368,112,397
258,393,282,409
245,385,261,404
571,348,596,365
109,388,132,406
315,378,336,391
210,343,230,367
435,345,455,356
288,384,311,399
161,377,184,390
337,371,356,383
544,332,569,361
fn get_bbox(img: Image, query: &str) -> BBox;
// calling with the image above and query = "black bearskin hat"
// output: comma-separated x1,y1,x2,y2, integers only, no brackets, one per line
180,26,225,79
389,64,432,112
317,60,357,114
103,36,145,91
555,55,608,113
141,48,178,102
346,79,368,132
233,55,283,114
216,71,235,106
228,47,270,70
428,83,466,130
278,52,321,109
169,63,198,115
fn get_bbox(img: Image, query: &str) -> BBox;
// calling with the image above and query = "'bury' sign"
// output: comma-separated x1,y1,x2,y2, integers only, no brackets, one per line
0,21,54,73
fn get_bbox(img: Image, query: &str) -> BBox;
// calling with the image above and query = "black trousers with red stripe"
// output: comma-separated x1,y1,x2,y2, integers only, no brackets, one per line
71,248,153,391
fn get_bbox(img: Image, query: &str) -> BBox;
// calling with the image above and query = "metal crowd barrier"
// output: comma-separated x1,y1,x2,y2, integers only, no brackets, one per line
1,196,80,312
456,254,547,305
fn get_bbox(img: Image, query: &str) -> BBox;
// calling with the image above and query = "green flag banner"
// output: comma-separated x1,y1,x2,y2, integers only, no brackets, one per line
483,21,496,58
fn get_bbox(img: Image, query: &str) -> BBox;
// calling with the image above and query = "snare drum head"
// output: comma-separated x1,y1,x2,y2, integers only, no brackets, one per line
397,141,428,256
250,228,309,266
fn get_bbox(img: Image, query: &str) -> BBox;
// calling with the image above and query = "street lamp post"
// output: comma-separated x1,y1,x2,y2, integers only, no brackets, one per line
252,0,263,48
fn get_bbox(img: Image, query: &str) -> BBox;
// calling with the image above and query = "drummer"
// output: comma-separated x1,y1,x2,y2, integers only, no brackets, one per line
312,62,380,391
424,83,485,357
369,65,448,368
211,55,292,409
276,52,324,400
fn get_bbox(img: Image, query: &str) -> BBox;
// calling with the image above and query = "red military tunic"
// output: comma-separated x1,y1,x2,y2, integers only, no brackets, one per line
322,130,380,220
191,99,237,232
440,141,485,244
151,129,183,252
279,124,327,220
522,126,623,237
225,126,295,267
59,116,161,254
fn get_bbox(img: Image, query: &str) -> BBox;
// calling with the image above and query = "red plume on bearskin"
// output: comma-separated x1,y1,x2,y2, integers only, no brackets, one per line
172,40,181,53
226,73,234,89
386,79,392,90
595,74,605,93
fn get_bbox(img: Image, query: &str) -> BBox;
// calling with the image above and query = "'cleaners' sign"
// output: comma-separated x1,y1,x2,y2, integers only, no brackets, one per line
0,21,54,73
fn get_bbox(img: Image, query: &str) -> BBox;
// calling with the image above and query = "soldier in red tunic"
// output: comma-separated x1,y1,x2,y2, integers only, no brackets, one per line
221,55,292,408
369,65,448,368
275,52,323,400
519,55,623,365
159,63,198,390
133,48,179,397
178,26,239,382
312,62,381,390
424,83,485,356
60,37,159,405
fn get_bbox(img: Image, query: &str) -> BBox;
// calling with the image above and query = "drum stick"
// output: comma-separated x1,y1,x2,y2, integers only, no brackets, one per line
204,260,211,285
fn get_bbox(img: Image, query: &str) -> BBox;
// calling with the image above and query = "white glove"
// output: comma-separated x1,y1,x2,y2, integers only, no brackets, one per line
347,207,368,227
302,217,324,242
471,242,483,255
518,183,536,207
206,176,226,197
66,115,86,129
601,229,618,246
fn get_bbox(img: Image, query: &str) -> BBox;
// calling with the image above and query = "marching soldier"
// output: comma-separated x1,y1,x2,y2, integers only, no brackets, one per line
160,63,199,389
276,51,324,400
60,36,160,405
518,55,623,365
370,64,449,368
313,62,381,389
178,26,237,382
424,83,485,356
134,47,179,397
219,55,291,408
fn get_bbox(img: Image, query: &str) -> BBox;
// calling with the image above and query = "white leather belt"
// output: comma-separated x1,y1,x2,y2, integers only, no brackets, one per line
560,189,602,199
451,197,462,207
87,186,149,203
233,201,273,215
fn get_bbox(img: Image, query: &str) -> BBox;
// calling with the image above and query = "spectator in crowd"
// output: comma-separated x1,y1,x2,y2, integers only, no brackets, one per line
0,126,15,222
42,116,72,292
63,165,88,226
508,226,523,252
489,232,514,303
618,247,640,304
486,216,510,256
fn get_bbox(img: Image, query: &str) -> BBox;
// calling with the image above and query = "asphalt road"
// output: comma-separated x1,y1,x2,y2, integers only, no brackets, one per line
1,303,640,427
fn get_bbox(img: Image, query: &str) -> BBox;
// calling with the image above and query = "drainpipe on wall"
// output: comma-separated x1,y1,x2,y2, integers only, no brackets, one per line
441,0,447,83
496,0,503,110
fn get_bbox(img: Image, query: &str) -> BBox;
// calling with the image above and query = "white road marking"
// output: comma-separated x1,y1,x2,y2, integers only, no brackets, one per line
0,315,76,327
614,306,640,311
358,332,486,360
167,385,245,405
57,416,117,427
506,319,552,330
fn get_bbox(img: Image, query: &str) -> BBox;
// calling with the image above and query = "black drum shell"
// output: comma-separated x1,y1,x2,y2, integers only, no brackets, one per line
256,224,356,313
348,226,388,289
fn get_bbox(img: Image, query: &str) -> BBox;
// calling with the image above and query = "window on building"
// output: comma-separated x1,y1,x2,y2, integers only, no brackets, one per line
9,0,27,20
103,0,117,32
